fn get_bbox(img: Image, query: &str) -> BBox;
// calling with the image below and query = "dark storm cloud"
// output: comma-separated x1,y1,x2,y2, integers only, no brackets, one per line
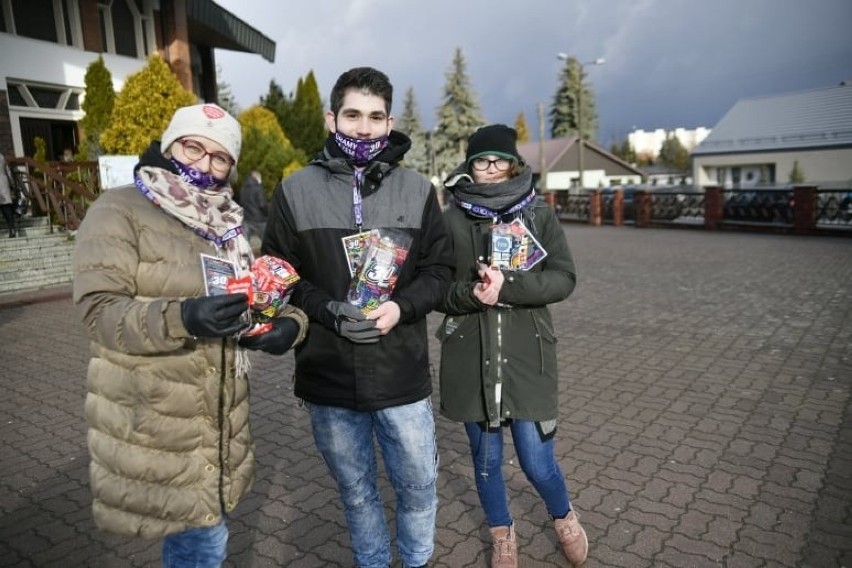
215,0,852,144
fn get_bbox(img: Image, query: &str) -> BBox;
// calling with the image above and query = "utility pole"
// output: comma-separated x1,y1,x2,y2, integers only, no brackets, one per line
557,54,605,191
538,102,547,192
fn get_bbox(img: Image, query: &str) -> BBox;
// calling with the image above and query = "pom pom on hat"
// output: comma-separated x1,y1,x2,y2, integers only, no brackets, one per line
161,103,242,163
466,124,523,165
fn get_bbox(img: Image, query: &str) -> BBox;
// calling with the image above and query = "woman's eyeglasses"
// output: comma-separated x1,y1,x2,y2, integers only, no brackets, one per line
471,157,512,172
177,139,234,170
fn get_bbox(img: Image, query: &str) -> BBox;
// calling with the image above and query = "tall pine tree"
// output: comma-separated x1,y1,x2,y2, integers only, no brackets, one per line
396,87,430,176
216,64,239,116
80,55,115,159
550,55,599,141
434,47,485,177
286,71,326,158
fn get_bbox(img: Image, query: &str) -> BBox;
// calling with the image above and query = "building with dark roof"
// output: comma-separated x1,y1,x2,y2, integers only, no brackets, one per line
0,0,274,159
517,136,644,192
691,82,852,189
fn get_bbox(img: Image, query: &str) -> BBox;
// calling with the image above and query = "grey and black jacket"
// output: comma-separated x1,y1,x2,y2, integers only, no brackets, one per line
262,131,454,411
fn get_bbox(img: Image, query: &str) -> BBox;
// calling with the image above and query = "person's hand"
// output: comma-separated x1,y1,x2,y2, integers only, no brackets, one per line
365,301,400,335
473,263,505,306
238,317,300,355
326,301,380,344
181,293,249,338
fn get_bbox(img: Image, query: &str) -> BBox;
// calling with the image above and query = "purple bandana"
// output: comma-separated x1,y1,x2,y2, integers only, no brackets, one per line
334,132,389,166
171,158,227,189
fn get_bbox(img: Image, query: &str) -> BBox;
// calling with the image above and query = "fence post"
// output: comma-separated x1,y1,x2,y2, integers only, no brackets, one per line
588,189,602,226
612,189,624,227
704,185,723,229
793,185,817,235
634,190,651,228
543,191,556,209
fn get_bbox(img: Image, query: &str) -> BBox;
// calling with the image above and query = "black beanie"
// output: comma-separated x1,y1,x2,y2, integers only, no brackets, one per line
466,124,523,165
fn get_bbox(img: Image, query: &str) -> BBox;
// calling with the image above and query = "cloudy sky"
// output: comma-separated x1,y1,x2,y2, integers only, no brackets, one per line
214,0,852,145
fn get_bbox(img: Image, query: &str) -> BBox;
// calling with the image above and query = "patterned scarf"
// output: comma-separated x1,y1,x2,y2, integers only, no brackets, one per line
135,165,254,374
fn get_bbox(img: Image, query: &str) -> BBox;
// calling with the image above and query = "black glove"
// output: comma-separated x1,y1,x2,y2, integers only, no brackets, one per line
181,293,250,338
326,301,381,344
238,317,300,355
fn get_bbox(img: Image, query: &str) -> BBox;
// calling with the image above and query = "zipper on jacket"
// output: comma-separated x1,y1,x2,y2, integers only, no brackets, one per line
217,338,227,515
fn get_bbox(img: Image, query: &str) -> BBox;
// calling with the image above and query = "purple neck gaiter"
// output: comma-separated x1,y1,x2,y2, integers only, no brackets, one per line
334,131,389,166
171,158,227,189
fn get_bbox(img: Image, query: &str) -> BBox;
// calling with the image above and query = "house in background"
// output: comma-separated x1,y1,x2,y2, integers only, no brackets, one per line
691,82,852,189
0,0,274,159
517,136,644,193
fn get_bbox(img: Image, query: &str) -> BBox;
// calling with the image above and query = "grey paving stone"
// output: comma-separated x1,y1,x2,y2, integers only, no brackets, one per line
1,225,851,567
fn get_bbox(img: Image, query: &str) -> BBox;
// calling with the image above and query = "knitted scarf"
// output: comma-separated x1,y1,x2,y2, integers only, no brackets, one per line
446,166,536,222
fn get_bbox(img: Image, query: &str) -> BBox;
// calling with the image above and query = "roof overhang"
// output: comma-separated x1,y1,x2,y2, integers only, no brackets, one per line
186,0,276,63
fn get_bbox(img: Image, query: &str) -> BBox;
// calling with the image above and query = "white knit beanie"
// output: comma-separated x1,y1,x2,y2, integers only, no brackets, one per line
160,103,242,163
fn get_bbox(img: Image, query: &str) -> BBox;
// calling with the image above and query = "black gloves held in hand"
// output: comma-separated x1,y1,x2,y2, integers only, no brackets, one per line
326,301,381,344
181,293,249,338
238,317,300,355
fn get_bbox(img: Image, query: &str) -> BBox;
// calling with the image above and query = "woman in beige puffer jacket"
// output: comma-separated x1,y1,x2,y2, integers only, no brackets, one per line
73,103,306,566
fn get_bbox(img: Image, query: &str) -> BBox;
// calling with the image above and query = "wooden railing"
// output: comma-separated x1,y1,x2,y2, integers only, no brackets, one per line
7,158,102,232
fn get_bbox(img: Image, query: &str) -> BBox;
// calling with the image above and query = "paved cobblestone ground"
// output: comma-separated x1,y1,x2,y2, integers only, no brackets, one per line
1,225,851,568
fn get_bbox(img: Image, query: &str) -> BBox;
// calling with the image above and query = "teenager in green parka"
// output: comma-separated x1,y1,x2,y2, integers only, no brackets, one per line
438,124,587,568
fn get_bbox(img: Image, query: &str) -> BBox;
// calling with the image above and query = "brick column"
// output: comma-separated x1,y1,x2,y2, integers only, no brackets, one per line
612,189,624,227
704,185,723,230
634,190,651,228
588,190,602,226
793,185,818,235
543,191,556,209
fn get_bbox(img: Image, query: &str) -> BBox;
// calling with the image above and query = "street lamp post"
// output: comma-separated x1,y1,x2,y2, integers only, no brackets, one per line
557,54,604,190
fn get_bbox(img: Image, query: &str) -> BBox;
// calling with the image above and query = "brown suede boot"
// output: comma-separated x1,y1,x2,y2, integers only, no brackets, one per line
554,511,588,565
489,524,517,568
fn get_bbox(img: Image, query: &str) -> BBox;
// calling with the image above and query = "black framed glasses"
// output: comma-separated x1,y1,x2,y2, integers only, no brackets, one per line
177,139,234,170
471,157,513,172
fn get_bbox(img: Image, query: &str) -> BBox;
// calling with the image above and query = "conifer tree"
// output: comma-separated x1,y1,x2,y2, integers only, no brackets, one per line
658,133,690,171
550,55,598,141
514,112,530,143
396,87,430,176
285,71,326,158
80,56,115,160
101,55,197,155
434,47,485,177
216,64,239,116
788,160,805,183
237,105,306,199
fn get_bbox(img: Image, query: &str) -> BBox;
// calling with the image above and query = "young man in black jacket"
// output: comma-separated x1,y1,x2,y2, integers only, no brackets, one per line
262,66,454,568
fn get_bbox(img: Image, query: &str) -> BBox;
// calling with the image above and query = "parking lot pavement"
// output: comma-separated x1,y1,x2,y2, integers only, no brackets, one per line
2,225,851,567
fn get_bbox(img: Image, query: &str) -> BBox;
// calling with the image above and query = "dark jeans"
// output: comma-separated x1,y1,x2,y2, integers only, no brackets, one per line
1,204,15,235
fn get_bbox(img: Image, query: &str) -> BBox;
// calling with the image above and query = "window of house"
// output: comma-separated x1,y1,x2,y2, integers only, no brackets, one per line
97,0,154,59
6,0,80,46
10,0,57,42
6,81,84,111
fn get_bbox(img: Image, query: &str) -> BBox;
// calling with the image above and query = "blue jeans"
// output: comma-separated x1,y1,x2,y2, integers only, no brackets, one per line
309,399,438,568
464,420,571,528
162,519,228,567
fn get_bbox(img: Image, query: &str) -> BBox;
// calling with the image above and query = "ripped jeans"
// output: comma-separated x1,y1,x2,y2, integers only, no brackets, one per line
309,399,438,568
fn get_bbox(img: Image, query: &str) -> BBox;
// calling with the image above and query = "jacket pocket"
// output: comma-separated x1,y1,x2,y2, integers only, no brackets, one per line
530,311,557,374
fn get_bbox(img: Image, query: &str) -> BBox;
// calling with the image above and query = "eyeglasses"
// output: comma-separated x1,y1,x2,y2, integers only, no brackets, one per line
176,139,234,170
471,157,513,172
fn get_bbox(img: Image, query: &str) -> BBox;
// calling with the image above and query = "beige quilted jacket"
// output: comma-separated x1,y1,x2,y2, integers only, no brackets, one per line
73,185,305,538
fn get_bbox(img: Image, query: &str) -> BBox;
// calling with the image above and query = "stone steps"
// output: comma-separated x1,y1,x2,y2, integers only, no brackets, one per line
0,216,75,294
